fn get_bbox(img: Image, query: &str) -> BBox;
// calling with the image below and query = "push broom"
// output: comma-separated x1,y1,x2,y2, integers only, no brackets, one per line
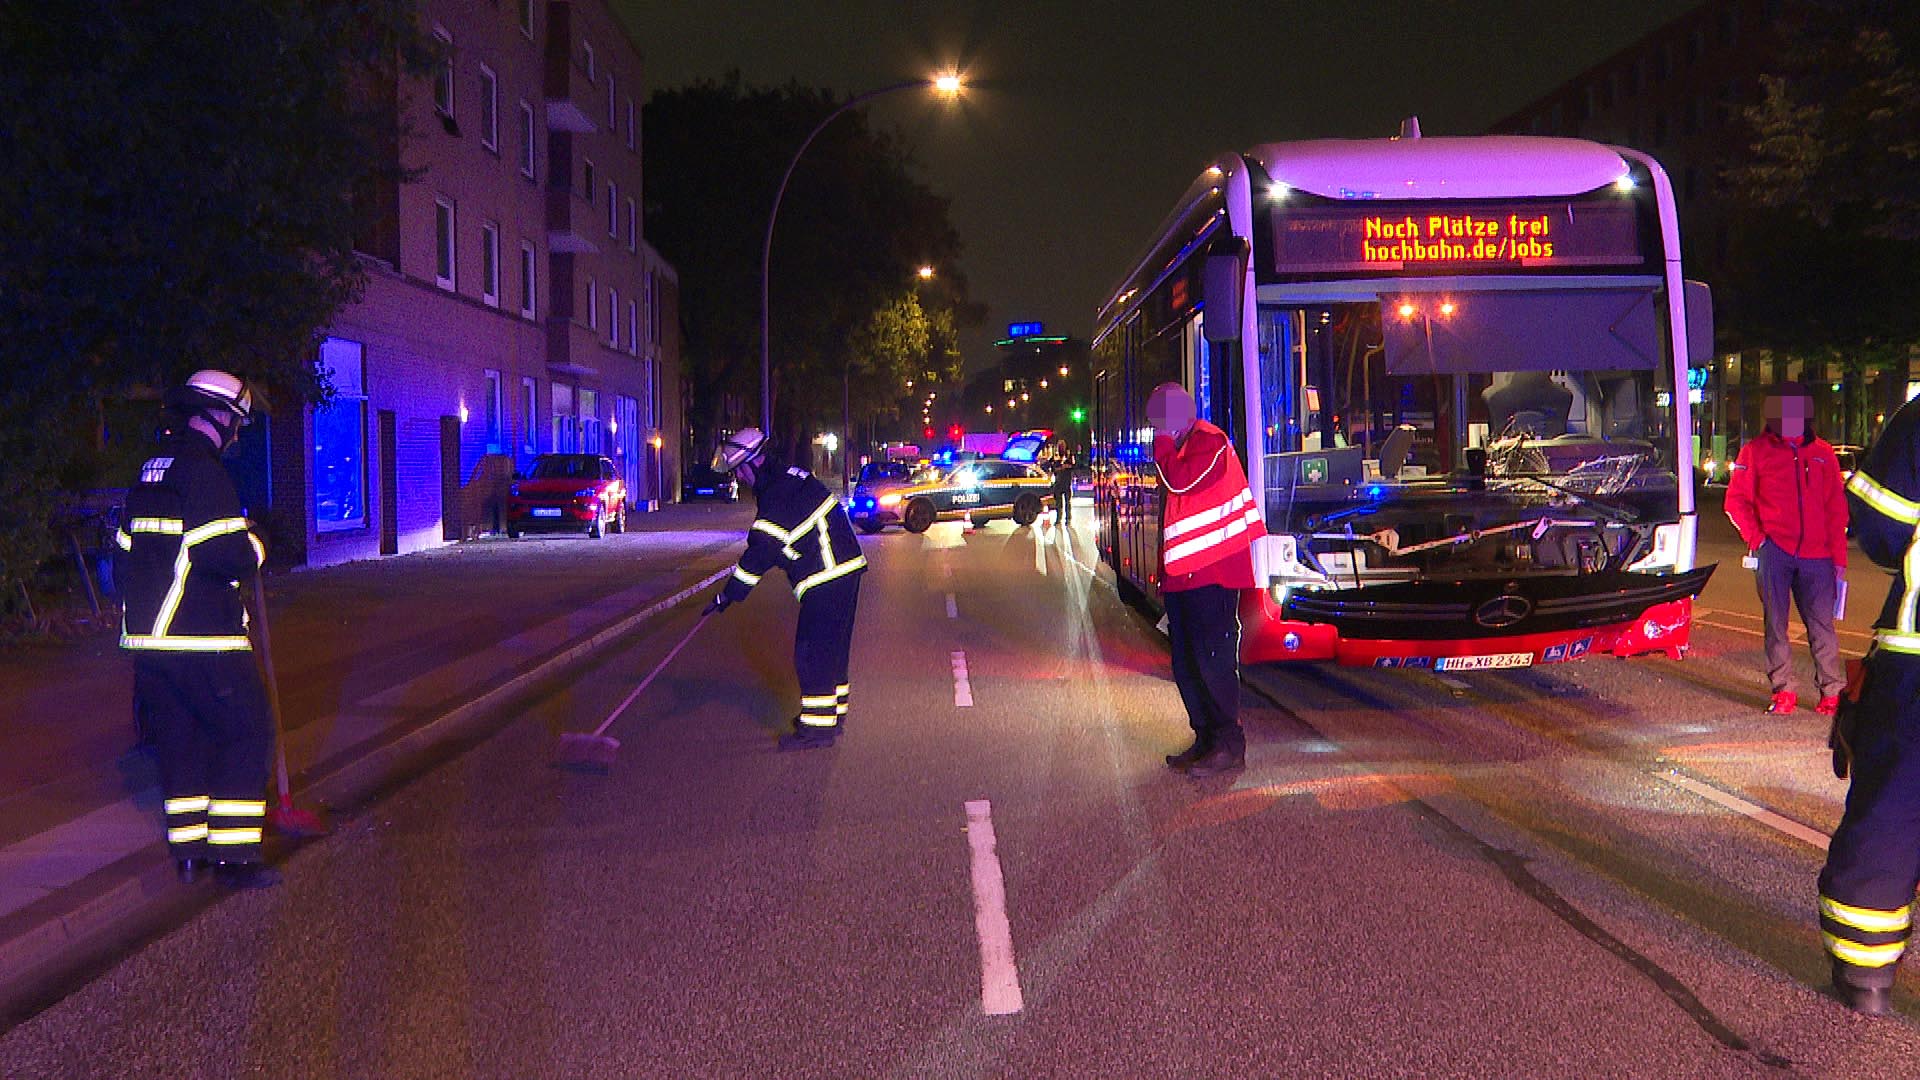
555,607,715,772
251,575,329,837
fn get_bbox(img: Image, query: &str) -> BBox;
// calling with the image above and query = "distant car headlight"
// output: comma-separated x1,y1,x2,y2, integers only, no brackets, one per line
878,494,902,507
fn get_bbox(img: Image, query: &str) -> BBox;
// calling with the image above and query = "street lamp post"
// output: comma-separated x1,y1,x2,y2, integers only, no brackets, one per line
760,73,963,434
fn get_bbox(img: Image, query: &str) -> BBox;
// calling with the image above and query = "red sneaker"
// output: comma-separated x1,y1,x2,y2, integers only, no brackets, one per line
1767,691,1799,715
1815,695,1841,717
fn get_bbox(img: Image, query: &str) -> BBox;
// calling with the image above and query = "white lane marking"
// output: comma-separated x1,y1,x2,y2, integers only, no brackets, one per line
1694,606,1874,645
952,650,973,707
946,592,958,620
964,799,1025,1016
1659,770,1832,851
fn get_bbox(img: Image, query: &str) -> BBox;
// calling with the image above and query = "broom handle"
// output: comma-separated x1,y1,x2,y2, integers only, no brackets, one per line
250,574,293,800
591,610,712,739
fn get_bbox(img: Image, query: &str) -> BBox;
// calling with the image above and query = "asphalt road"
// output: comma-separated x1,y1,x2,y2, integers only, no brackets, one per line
3,509,1917,1078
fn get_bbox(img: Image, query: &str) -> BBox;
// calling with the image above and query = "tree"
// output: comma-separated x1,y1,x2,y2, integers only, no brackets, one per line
1723,0,1920,356
642,75,973,458
0,1,436,600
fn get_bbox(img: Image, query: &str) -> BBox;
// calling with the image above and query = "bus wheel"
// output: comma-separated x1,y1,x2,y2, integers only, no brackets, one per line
1012,495,1042,527
903,500,936,533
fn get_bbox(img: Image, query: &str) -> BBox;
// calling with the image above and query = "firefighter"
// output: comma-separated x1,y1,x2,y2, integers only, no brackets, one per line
115,370,277,889
1150,383,1264,778
1817,392,1920,1015
704,429,867,751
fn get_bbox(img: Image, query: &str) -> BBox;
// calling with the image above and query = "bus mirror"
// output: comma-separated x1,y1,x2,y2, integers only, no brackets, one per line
1202,239,1248,342
1683,280,1713,367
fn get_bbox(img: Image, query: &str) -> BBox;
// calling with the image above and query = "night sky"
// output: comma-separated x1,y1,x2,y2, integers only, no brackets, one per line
614,0,1702,369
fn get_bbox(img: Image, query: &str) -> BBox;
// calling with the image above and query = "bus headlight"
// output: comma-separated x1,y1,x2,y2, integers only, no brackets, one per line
1625,523,1682,572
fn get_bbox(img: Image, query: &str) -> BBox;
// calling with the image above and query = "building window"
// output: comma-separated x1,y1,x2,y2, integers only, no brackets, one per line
434,198,456,290
581,40,594,83
608,287,618,346
315,337,368,533
478,64,498,151
583,158,594,203
553,382,574,452
628,298,638,356
587,276,597,329
432,27,454,118
626,98,636,150
518,0,534,38
521,376,538,456
519,101,535,179
480,223,500,307
625,197,635,251
647,270,661,344
643,271,654,345
580,388,599,452
519,241,536,318
483,369,505,453
607,180,618,236
607,71,616,130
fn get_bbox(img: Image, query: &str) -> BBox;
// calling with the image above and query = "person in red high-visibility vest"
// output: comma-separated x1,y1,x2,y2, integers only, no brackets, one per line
1150,383,1265,777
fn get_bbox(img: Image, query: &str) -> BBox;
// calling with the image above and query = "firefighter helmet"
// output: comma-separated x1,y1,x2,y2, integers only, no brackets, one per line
712,427,768,475
164,369,255,423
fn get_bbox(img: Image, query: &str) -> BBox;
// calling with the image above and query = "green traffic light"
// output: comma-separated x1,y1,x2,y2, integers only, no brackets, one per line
1070,407,1086,422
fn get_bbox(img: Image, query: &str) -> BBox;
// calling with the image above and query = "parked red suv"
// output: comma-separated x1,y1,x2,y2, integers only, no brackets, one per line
507,453,627,538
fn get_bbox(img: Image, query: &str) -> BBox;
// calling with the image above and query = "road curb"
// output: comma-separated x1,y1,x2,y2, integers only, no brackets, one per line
0,560,731,1030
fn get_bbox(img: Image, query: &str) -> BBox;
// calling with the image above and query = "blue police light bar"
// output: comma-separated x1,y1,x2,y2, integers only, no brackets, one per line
1008,321,1045,339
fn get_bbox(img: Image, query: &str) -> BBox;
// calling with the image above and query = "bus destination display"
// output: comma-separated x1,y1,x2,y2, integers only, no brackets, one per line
1270,199,1642,275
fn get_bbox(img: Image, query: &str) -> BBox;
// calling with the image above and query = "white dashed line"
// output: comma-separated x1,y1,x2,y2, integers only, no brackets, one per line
1660,770,1831,851
951,650,974,707
963,799,1024,1016
946,592,958,620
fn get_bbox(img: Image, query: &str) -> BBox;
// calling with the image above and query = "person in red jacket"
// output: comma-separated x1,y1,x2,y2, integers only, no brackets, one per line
1725,382,1850,715
1150,382,1264,777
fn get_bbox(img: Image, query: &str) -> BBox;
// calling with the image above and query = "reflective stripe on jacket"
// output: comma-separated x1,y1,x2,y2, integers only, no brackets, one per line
117,432,264,652
1847,397,1920,653
723,463,867,603
1155,419,1264,582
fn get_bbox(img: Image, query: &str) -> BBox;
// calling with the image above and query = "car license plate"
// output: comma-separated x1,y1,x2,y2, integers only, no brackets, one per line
1434,652,1533,671
532,508,563,518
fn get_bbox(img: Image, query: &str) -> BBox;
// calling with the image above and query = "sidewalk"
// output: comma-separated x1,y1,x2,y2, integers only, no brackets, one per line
0,503,750,1022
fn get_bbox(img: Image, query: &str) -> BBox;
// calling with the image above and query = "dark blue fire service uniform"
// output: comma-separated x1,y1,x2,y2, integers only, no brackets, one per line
720,459,867,742
1818,393,1920,1012
116,427,271,873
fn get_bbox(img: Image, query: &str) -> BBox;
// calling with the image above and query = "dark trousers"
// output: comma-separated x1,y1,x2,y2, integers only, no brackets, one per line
1756,540,1844,697
1818,651,1920,988
134,652,272,863
1053,477,1072,523
795,575,860,730
1164,585,1243,753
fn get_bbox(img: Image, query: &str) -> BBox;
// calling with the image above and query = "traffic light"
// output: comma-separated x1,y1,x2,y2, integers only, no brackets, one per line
924,426,935,440
1070,407,1086,422
948,424,962,440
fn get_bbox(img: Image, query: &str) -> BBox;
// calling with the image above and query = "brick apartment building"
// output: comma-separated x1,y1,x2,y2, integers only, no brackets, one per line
1488,0,1920,457
258,0,683,567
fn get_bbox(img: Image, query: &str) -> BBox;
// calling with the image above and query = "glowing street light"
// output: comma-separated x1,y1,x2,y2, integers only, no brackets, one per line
760,72,966,431
917,265,936,279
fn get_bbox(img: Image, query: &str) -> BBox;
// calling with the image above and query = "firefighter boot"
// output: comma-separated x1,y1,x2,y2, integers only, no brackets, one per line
215,861,282,890
777,719,838,752
1832,963,1893,1016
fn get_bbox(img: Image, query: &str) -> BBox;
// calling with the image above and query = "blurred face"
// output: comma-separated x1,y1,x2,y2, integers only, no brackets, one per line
1146,382,1197,440
1764,393,1811,441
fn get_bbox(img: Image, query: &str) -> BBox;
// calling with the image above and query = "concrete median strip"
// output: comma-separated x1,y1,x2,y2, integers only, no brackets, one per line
0,560,731,1025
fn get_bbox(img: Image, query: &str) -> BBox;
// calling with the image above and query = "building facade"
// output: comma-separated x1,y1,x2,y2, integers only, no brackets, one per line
261,0,682,567
1488,0,1920,463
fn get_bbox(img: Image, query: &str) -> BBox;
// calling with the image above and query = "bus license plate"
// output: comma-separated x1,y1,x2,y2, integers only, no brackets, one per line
1435,652,1532,671
532,508,563,518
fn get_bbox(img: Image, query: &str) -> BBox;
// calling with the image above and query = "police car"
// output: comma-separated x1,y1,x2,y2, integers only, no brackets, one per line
849,460,1053,533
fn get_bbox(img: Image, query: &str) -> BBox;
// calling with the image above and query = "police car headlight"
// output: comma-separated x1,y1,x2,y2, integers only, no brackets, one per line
879,494,902,507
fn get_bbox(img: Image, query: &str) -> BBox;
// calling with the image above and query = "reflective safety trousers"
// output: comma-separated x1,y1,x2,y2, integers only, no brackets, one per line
724,464,867,603
116,432,264,653
1155,420,1264,580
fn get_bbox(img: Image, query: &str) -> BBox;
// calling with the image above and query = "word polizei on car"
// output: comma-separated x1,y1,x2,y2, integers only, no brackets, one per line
507,453,627,538
850,459,1054,533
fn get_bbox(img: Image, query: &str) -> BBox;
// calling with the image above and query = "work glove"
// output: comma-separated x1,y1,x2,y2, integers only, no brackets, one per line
701,594,731,617
1829,656,1870,780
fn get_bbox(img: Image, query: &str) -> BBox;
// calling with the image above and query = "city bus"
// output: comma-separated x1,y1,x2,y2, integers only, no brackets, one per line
1090,124,1716,668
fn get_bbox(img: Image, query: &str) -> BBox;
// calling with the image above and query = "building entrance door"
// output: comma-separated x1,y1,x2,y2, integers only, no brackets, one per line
441,415,461,542
378,409,397,555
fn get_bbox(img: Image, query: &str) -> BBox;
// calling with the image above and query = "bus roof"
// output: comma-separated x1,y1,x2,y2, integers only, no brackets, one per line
1248,135,1630,201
